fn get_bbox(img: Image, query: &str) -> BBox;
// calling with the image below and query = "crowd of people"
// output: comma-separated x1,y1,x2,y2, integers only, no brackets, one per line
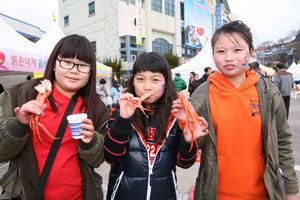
0,20,299,200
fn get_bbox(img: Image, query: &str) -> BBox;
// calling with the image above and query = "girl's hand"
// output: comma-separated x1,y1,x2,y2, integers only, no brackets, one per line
171,97,186,121
80,118,94,143
183,117,209,143
14,100,46,124
118,93,139,118
171,97,209,142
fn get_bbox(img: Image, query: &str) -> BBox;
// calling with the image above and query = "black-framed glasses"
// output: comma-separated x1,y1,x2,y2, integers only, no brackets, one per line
56,58,92,74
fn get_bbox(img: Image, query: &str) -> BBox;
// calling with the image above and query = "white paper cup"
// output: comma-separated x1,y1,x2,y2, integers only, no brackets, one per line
67,113,87,139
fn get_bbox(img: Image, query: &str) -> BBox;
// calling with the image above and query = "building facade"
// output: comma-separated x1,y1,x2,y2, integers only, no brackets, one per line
59,0,234,65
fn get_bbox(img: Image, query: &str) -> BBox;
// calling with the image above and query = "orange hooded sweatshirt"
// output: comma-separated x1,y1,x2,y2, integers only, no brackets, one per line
208,70,268,200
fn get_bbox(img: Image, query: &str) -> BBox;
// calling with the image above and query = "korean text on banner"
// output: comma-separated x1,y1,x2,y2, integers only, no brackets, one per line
0,47,47,72
216,4,222,30
135,0,142,45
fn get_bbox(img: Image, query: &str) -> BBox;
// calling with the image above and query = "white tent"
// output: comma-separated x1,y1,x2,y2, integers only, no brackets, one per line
171,43,216,85
0,17,40,54
287,62,300,81
0,17,48,89
259,64,275,76
35,22,64,55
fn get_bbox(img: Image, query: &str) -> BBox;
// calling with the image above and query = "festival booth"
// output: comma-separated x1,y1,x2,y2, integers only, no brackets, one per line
35,22,112,81
259,64,275,76
287,62,300,82
288,62,300,98
171,43,216,85
0,17,48,88
0,19,112,90
35,22,64,55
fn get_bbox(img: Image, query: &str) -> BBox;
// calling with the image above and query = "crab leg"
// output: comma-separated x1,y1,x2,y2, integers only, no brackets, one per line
37,123,59,140
29,80,56,142
179,92,201,152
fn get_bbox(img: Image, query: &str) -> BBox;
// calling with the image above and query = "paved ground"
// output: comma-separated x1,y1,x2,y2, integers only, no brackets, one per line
1,96,300,199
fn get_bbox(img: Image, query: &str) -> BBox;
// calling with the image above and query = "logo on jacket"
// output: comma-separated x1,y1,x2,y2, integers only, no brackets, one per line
147,128,157,164
249,99,261,116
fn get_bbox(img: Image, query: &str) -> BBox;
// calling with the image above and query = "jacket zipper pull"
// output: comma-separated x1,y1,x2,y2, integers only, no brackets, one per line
276,162,285,190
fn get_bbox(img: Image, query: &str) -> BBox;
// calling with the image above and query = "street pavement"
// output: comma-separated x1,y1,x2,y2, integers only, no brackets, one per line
1,97,300,199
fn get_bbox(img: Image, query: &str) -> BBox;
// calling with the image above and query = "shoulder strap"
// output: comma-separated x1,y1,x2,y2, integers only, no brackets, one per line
32,94,79,200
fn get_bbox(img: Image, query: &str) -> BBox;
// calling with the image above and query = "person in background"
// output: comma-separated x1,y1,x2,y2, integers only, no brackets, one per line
249,61,264,78
122,75,129,88
274,62,294,119
104,52,208,200
188,20,298,199
188,71,195,94
0,34,110,199
110,79,123,109
113,74,118,82
190,74,201,95
26,74,32,81
0,83,4,94
173,72,187,92
198,67,212,85
96,78,109,109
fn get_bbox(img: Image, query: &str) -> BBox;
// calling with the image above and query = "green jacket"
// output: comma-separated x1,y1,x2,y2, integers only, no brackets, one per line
173,75,187,92
189,78,299,200
0,80,109,200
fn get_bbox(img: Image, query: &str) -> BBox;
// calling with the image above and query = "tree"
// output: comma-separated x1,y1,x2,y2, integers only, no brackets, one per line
164,53,180,69
103,58,123,81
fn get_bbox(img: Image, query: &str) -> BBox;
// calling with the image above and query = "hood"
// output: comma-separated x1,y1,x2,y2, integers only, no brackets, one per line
174,75,181,81
208,70,260,93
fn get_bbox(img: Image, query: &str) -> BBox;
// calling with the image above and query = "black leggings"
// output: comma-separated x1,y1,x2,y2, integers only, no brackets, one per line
282,95,290,119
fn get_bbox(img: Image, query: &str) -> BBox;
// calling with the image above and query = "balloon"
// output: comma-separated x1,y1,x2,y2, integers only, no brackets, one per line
197,27,204,36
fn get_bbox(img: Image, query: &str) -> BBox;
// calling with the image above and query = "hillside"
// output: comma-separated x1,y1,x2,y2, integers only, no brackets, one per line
256,30,300,67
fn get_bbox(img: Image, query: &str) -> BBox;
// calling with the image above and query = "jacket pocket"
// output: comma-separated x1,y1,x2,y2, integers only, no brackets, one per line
0,169,22,199
268,162,285,199
110,171,124,200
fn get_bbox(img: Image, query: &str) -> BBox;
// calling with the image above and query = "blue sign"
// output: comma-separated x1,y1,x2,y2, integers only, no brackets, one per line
216,4,222,29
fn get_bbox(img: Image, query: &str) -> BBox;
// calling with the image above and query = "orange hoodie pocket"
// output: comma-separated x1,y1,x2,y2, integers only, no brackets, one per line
218,155,268,199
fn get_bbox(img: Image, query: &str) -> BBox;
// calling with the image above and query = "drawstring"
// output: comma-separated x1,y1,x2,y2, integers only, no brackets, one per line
111,171,124,200
275,162,285,190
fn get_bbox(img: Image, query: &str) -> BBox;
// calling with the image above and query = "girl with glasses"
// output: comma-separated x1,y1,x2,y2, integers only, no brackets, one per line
0,34,109,200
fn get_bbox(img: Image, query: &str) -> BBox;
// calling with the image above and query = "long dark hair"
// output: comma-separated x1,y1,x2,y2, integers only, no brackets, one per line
31,34,98,122
126,52,177,143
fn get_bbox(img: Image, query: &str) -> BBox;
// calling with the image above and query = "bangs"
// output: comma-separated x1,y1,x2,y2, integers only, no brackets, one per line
58,36,95,67
132,52,168,77
135,62,165,74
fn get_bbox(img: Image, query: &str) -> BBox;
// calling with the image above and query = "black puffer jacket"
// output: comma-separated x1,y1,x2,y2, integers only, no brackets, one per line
105,112,197,200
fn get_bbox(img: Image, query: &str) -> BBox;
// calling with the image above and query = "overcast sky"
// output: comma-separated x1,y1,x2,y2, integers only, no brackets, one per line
1,0,300,47
0,0,59,32
227,0,300,47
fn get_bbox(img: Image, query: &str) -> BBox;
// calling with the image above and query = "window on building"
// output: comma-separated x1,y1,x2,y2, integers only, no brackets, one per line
165,0,174,16
91,41,96,52
64,16,69,26
181,28,185,45
182,46,196,58
180,2,184,20
151,0,162,13
152,38,172,55
89,2,95,15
